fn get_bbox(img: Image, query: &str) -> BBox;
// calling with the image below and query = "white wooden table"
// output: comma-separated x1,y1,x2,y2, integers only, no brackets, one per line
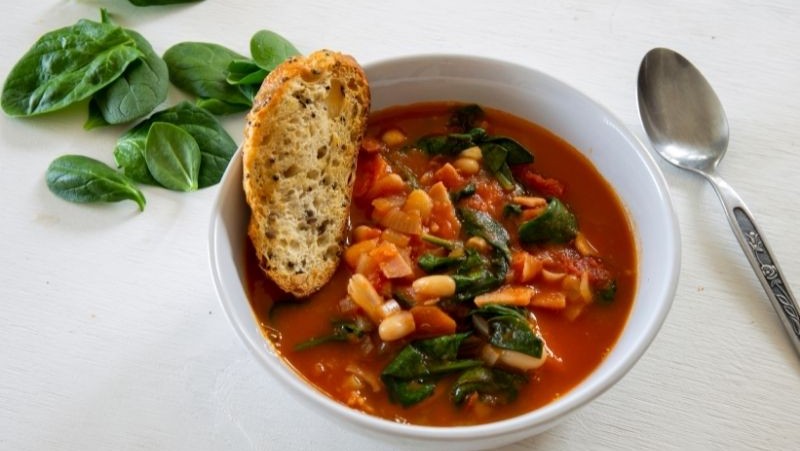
2,1,798,449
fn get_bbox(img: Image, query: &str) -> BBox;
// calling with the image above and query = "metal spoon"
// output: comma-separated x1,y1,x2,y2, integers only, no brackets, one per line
637,47,800,356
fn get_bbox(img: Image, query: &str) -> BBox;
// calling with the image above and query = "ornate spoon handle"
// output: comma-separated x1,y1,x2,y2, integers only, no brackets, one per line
706,171,800,355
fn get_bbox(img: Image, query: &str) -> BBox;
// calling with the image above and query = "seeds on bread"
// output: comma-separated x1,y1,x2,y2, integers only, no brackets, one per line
242,50,370,297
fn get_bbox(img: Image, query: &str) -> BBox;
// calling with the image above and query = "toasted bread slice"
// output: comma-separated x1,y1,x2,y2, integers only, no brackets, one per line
242,50,370,298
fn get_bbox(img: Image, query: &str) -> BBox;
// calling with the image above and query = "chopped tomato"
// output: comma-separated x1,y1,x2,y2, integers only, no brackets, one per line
512,164,565,198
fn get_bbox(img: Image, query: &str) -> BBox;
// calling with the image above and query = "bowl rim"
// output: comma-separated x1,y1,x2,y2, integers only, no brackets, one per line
208,52,681,440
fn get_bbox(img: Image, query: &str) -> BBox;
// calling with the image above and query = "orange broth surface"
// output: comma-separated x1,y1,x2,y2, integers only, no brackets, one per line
245,102,637,426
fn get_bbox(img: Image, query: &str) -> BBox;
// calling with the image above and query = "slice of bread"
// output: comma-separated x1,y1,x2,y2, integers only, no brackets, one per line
242,50,370,298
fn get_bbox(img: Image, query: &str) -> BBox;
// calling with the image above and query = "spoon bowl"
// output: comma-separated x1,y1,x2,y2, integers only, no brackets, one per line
637,47,800,357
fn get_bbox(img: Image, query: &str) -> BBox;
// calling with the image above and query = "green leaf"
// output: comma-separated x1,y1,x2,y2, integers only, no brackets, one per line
294,320,365,351
473,305,543,358
89,28,169,126
518,198,578,243
250,30,300,71
415,130,479,156
418,253,465,273
84,99,109,130
46,155,145,210
457,207,511,261
2,19,140,117
114,101,237,187
448,104,484,132
144,122,201,191
196,97,250,115
484,136,533,165
451,366,526,405
226,59,268,86
163,42,252,110
451,249,508,302
450,183,476,203
597,279,617,303
381,333,482,406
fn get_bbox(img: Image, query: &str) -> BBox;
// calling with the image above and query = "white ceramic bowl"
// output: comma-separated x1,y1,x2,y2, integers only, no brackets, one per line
209,54,680,450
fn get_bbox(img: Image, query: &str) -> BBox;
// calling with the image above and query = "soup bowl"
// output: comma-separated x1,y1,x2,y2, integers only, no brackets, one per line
209,54,680,449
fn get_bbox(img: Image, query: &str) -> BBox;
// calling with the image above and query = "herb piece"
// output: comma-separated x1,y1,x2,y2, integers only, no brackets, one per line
452,249,509,302
458,207,511,261
503,203,523,217
518,198,578,244
87,14,168,127
46,155,145,210
451,366,526,405
381,333,482,406
144,122,201,191
226,59,267,86
129,0,205,5
449,104,484,132
2,19,140,117
414,128,485,156
421,233,459,251
597,279,617,303
294,320,365,351
418,253,466,273
250,29,300,71
450,183,476,203
163,42,252,112
473,305,543,358
114,101,237,187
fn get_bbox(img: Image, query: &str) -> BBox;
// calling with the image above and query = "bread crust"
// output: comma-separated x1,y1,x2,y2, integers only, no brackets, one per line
242,50,370,297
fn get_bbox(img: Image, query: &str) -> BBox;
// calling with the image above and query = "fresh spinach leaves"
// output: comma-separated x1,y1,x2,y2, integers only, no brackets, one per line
114,101,237,187
381,333,482,406
87,25,169,127
294,320,365,351
250,30,300,71
163,42,252,113
418,253,466,273
1,19,140,117
518,197,578,243
451,366,526,405
449,103,485,132
451,249,509,302
473,305,543,358
458,207,511,261
144,122,201,191
46,155,145,210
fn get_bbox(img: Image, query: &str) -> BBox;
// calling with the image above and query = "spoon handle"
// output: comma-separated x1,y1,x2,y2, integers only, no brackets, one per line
706,172,800,354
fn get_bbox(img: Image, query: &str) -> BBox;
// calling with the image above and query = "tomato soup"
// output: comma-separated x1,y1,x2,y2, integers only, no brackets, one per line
245,102,637,426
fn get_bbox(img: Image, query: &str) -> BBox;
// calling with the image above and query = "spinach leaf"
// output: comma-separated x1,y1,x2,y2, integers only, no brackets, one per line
195,97,250,115
226,59,267,86
518,198,578,243
449,104,484,132
503,203,523,217
381,333,482,406
250,29,300,71
163,42,252,110
451,366,526,405
597,279,617,303
457,207,511,261
144,122,201,191
452,249,508,302
294,320,365,351
450,183,476,203
473,305,543,358
418,253,465,273
46,155,145,210
421,233,459,250
2,19,140,117
114,101,237,187
483,136,533,165
129,0,205,5
414,128,485,156
88,26,168,127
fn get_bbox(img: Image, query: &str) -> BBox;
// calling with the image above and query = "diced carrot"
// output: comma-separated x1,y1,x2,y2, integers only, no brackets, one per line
433,163,465,190
410,305,457,338
367,173,408,198
369,242,414,279
530,292,567,310
474,286,534,307
344,238,379,268
378,209,422,236
352,225,381,242
371,196,406,222
353,154,389,201
428,182,461,239
381,228,411,247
